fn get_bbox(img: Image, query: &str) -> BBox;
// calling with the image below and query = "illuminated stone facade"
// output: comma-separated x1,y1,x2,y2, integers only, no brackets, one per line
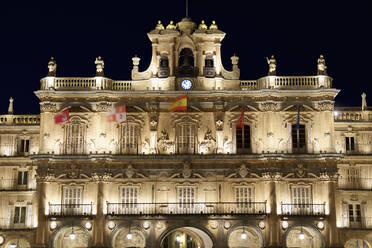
0,17,372,248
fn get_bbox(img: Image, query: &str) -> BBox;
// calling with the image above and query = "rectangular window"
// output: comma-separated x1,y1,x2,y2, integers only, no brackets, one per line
236,125,251,150
63,187,82,205
235,186,254,208
347,168,360,183
120,124,139,154
64,122,86,155
13,206,26,224
348,204,361,223
20,139,30,153
292,124,306,152
177,124,196,154
345,137,355,151
17,171,28,185
178,187,195,208
291,186,312,214
121,187,138,205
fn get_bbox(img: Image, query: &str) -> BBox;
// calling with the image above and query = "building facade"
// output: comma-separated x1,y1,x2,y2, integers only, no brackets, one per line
0,17,371,248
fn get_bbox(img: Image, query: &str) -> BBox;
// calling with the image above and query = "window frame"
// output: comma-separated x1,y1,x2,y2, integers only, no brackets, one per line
291,124,307,153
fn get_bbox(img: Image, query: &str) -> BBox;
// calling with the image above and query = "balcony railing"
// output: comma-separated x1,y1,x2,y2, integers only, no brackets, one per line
281,203,326,216
107,202,267,215
0,218,32,230
0,115,40,125
0,179,35,191
240,80,258,90
48,203,93,216
338,217,372,229
338,178,372,190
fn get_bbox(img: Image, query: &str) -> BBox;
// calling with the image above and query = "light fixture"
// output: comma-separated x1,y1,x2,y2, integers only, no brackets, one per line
299,226,305,240
241,227,247,240
317,221,324,230
108,220,115,230
333,111,339,117
176,235,182,242
69,227,76,240
50,220,57,230
0,235,4,245
127,227,132,240
282,220,289,229
8,243,17,248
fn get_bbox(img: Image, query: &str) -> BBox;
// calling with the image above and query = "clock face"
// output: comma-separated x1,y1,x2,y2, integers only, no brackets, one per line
181,79,193,90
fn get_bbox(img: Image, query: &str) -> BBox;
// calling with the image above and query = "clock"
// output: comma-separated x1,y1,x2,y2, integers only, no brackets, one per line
181,79,193,90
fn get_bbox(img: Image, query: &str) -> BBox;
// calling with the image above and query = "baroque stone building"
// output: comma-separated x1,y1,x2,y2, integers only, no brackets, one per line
0,17,372,248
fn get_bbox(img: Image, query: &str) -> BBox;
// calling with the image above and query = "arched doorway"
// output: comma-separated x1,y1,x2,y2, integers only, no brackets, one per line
52,225,90,248
228,226,263,248
4,239,30,248
160,226,213,248
345,239,371,248
284,225,324,248
112,228,146,248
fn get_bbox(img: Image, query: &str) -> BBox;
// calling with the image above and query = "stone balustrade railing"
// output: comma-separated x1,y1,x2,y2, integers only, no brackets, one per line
112,81,133,91
240,80,257,90
335,110,372,121
0,115,40,125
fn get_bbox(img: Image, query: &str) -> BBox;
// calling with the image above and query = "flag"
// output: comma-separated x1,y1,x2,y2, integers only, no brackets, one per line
54,109,69,124
168,95,187,111
296,105,300,130
236,106,245,129
107,105,127,122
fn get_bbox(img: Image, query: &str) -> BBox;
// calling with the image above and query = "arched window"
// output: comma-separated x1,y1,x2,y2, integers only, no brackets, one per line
63,117,87,155
119,123,139,154
177,48,194,77
158,53,170,78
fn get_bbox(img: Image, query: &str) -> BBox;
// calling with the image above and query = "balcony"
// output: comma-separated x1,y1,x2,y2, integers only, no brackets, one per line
338,178,372,190
281,203,326,216
338,217,372,229
0,218,33,230
48,203,93,217
107,202,267,216
0,179,35,191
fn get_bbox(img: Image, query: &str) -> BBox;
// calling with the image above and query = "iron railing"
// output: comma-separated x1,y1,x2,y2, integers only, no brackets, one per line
0,179,35,191
338,178,372,190
338,217,372,229
48,203,93,216
0,218,31,230
107,201,267,215
281,203,326,216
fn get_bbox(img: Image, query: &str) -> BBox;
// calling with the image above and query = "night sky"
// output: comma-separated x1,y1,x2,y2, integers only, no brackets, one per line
1,1,371,114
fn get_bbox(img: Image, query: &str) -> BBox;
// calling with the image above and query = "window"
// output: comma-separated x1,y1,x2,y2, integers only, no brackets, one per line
178,187,195,208
17,171,28,185
121,187,138,206
63,187,82,205
236,125,251,151
348,204,361,223
119,123,139,154
292,124,306,152
177,124,196,154
235,186,254,208
13,206,26,224
345,136,355,151
347,168,360,183
290,186,312,214
20,139,30,153
64,118,87,154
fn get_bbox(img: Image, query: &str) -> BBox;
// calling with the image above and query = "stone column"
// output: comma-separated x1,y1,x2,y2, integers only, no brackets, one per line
267,180,280,247
93,180,105,247
327,180,340,247
35,181,47,247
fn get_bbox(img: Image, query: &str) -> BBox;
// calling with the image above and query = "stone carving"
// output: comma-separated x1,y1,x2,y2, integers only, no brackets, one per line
96,102,112,112
209,220,218,229
259,101,280,112
157,129,174,153
317,54,327,75
182,162,192,179
216,119,224,131
362,92,367,111
150,118,158,130
155,20,165,30
266,55,276,76
199,128,216,153
198,20,208,30
67,164,79,179
315,101,334,111
238,164,249,178
95,56,104,76
295,164,306,178
40,102,57,112
8,97,13,114
47,57,57,76
166,21,177,30
262,171,282,180
209,20,218,30
125,164,135,178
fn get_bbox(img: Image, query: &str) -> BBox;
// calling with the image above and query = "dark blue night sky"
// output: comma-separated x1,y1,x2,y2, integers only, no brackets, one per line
1,1,371,114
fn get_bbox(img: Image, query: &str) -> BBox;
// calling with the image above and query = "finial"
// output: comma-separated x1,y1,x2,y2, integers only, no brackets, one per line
166,21,177,30
209,20,218,30
95,56,104,76
317,54,327,75
155,20,165,30
8,97,14,114
198,20,208,30
47,57,57,76
362,92,367,111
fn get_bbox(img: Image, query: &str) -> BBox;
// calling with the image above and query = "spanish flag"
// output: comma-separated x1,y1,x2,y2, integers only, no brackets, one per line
168,95,187,111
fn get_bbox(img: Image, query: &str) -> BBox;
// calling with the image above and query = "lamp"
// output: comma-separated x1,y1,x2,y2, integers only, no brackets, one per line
69,227,76,240
299,226,305,240
176,235,182,242
127,227,132,240
241,226,247,240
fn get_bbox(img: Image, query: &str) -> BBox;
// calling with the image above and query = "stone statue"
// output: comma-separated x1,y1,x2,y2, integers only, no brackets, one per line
166,21,177,30
8,97,14,114
47,57,57,76
362,92,367,111
155,20,165,30
266,55,276,76
198,20,208,30
95,56,104,76
317,54,327,75
209,20,218,30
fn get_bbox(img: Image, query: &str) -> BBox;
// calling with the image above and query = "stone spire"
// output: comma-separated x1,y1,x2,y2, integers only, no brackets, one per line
362,92,367,111
8,97,14,114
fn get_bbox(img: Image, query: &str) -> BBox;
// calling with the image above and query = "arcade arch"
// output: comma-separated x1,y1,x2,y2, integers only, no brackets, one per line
51,225,90,248
284,225,324,248
345,239,371,248
160,226,213,248
228,225,263,248
3,238,31,248
111,227,146,248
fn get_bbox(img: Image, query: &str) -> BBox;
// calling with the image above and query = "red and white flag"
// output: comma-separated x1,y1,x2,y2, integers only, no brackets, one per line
107,105,127,122
54,109,69,124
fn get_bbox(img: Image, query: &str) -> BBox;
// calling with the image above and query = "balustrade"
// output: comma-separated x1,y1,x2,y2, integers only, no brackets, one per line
48,203,93,216
0,218,32,230
338,178,372,190
338,217,372,229
0,179,35,191
281,203,326,216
